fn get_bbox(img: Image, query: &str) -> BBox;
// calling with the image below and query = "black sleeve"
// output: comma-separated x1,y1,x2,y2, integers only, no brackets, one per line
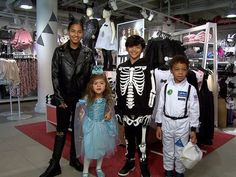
51,47,64,105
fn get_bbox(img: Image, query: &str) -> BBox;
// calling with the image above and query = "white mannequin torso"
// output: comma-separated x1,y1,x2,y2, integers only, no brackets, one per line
95,9,117,51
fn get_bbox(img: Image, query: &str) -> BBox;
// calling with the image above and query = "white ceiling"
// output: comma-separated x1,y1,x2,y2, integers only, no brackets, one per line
0,0,235,29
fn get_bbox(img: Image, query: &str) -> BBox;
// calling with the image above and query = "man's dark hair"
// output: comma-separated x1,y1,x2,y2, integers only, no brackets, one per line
169,55,189,69
125,35,145,49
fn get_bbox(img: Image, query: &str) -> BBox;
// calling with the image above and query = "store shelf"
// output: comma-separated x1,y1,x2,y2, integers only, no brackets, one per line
172,22,218,127
182,41,214,46
0,96,37,104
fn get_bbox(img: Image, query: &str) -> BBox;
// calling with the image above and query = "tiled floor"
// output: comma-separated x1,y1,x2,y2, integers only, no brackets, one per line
0,101,236,177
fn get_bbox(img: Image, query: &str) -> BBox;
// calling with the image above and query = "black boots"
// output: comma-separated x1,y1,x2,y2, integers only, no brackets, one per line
39,159,61,177
69,131,83,171
175,172,184,177
69,159,83,171
164,170,184,177
118,159,135,176
165,170,174,177
39,134,66,177
140,161,150,177
39,132,83,177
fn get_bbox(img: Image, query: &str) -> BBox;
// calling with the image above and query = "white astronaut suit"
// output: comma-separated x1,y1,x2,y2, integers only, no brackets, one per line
155,78,199,174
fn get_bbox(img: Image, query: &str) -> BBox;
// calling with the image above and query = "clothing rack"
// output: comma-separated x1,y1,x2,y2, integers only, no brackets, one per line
156,30,171,39
172,22,218,127
0,58,32,120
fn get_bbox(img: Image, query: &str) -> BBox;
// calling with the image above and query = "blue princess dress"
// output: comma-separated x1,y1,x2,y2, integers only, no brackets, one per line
74,98,118,160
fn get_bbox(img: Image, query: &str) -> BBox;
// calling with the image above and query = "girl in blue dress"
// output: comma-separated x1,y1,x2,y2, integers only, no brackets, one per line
74,66,118,177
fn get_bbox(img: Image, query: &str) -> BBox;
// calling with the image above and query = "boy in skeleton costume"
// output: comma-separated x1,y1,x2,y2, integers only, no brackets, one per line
115,35,156,177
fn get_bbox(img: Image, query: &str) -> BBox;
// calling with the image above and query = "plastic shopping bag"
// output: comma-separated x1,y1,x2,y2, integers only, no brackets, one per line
180,141,203,169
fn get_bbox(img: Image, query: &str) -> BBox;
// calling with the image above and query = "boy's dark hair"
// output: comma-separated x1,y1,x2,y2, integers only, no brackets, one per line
169,55,189,69
125,35,145,49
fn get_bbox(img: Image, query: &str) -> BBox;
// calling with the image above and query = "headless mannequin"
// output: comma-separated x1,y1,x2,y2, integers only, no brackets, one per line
83,7,99,56
95,8,116,71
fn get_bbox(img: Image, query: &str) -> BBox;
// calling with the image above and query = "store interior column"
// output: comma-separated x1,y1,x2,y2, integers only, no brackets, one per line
35,0,58,113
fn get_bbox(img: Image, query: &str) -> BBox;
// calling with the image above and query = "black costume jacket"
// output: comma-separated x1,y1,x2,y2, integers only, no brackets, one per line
115,58,156,122
51,41,94,105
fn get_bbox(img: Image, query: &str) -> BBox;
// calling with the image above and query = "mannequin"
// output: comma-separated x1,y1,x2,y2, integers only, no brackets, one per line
83,5,99,57
95,5,117,71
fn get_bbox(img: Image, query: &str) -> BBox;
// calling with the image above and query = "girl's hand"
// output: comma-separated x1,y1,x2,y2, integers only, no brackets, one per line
156,126,162,140
190,131,197,144
105,111,112,121
59,102,68,109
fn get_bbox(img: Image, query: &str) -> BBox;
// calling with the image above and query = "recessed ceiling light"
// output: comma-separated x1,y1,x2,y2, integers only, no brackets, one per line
226,1,236,18
19,0,33,10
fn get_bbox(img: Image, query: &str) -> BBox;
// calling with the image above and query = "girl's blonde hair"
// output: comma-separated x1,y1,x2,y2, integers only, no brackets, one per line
86,74,113,105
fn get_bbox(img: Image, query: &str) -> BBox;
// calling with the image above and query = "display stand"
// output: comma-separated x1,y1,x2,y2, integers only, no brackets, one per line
6,86,32,121
172,22,218,127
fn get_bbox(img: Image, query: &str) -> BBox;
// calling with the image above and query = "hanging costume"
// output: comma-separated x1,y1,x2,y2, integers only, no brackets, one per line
95,21,117,71
83,18,100,56
155,78,199,174
115,58,156,163
74,98,117,159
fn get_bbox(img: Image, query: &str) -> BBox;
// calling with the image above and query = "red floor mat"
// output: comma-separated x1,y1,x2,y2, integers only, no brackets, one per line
15,121,235,177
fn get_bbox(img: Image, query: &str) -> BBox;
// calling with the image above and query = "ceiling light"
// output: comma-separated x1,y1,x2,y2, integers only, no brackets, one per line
19,0,33,10
226,0,236,18
109,0,118,11
226,8,236,18
83,0,89,3
148,11,154,21
140,8,148,19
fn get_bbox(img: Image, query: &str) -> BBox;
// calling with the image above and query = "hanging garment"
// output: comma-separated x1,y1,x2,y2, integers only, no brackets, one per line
95,21,117,51
197,71,214,145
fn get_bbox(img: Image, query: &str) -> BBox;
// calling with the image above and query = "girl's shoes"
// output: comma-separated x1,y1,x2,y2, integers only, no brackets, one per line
96,169,105,177
82,172,89,177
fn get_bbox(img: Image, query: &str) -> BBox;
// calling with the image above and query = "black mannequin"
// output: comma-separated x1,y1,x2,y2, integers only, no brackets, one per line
83,5,99,57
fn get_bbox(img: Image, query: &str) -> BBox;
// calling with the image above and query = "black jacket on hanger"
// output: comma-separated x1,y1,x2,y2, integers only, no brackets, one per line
144,38,186,69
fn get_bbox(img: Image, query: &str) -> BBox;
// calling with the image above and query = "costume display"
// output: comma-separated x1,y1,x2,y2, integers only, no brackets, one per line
74,98,117,159
95,21,117,51
95,7,117,71
83,18,99,50
115,58,156,169
83,6,100,58
155,78,200,174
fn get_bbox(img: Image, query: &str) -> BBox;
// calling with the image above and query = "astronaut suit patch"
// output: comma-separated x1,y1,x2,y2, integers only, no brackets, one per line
178,91,187,101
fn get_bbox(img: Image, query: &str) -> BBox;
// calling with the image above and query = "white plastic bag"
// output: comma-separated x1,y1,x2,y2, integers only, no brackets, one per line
180,141,203,169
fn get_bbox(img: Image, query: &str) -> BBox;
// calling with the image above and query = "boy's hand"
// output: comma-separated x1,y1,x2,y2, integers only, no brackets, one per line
190,131,197,144
105,111,112,121
116,114,123,125
156,126,162,140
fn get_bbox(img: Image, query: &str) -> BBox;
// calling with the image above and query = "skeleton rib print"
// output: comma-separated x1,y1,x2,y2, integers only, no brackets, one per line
119,66,146,109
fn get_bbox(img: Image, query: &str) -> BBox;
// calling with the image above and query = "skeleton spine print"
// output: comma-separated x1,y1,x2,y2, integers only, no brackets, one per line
119,66,146,109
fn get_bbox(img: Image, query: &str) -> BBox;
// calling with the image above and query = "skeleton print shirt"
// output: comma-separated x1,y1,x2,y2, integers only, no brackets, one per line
115,58,156,118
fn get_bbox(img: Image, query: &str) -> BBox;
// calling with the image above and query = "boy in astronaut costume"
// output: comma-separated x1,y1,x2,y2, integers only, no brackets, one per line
155,55,200,177
115,35,156,177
